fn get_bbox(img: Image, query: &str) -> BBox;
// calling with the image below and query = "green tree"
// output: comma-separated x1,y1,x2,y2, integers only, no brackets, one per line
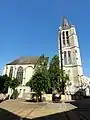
10,78,21,90
9,78,21,99
0,74,21,99
27,72,49,101
0,75,5,93
26,54,49,101
48,55,60,92
59,70,69,93
34,54,48,74
48,55,69,93
3,75,12,93
0,75,12,93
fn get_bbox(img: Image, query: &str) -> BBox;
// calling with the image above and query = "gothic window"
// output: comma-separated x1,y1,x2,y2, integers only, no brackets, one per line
68,51,72,64
9,66,13,78
16,66,23,81
66,31,70,45
64,51,67,65
62,31,65,45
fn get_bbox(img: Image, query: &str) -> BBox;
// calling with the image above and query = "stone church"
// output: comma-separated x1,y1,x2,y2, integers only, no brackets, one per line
58,17,90,94
2,56,48,98
2,17,90,98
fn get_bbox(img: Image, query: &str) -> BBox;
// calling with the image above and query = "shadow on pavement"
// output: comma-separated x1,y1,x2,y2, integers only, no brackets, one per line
0,108,21,120
69,98,90,119
69,97,90,109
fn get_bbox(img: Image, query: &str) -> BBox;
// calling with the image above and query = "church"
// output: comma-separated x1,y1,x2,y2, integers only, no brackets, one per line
2,56,48,98
58,17,90,95
2,17,90,98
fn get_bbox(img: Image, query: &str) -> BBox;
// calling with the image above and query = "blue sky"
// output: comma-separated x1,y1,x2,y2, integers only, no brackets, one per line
0,0,90,77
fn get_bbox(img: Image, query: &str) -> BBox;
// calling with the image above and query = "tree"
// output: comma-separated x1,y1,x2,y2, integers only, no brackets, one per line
26,54,49,101
3,75,12,93
0,74,21,99
59,70,69,93
0,75,12,93
9,78,21,99
48,55,69,93
34,54,48,74
10,78,21,90
0,75,5,93
27,72,49,101
48,55,60,92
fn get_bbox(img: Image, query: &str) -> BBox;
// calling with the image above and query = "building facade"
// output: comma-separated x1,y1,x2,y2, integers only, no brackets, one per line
2,56,48,98
58,17,84,94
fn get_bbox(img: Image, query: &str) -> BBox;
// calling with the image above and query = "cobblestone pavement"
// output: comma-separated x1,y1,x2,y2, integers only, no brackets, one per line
0,99,90,120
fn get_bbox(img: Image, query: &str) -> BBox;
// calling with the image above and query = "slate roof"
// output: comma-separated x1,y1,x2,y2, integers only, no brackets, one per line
7,56,48,65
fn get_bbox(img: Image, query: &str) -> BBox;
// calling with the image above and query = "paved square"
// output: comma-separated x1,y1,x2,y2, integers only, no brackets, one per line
0,99,77,119
0,99,90,120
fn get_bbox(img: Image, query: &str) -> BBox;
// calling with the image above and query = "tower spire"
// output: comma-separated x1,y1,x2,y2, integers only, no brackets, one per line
62,16,69,28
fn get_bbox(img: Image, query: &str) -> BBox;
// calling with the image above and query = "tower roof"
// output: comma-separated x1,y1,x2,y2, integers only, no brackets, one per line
62,16,69,29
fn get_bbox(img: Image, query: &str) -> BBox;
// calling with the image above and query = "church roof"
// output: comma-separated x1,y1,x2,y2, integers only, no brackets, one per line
7,56,48,65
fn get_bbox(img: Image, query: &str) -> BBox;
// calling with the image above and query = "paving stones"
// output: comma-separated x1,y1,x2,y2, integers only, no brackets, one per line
0,99,84,120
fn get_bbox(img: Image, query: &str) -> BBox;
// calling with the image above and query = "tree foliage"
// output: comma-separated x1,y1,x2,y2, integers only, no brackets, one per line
26,54,49,101
59,70,69,92
26,54,69,100
48,55,69,93
27,72,49,94
34,54,48,74
48,55,60,91
10,78,21,90
0,75,11,93
0,74,21,94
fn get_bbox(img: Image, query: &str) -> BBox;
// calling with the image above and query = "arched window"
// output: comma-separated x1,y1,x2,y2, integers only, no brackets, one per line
66,31,70,45
68,51,72,64
62,31,65,45
16,66,23,81
64,51,67,65
9,66,13,78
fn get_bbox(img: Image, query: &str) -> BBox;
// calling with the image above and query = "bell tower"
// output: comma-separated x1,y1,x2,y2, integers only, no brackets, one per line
58,17,83,93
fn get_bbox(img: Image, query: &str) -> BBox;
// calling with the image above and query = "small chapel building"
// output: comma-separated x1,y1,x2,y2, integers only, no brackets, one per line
2,56,48,98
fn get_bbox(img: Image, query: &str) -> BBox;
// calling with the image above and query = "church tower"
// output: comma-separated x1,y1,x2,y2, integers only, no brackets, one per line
58,17,83,93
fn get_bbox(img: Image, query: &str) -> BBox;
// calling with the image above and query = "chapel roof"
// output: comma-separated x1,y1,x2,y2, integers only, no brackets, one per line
7,56,48,65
